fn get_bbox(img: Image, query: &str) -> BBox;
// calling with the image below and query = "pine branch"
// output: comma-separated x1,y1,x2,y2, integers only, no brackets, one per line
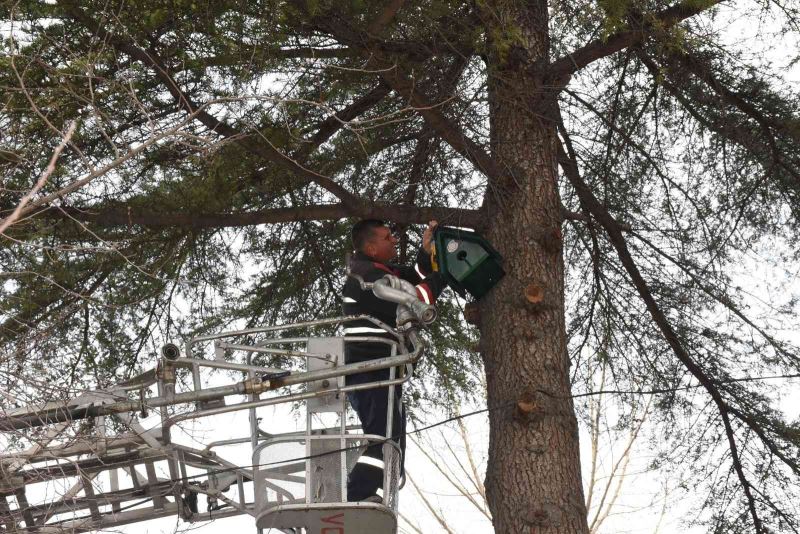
31,203,482,229
546,0,725,88
556,110,765,533
654,48,800,143
313,11,503,182
367,0,407,35
296,82,392,161
635,50,800,185
62,3,367,211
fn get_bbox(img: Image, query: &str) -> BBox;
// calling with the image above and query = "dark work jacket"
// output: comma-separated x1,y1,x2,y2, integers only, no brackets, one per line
341,249,446,384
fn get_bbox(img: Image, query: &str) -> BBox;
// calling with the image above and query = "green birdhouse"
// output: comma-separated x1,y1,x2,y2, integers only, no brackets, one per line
431,226,505,300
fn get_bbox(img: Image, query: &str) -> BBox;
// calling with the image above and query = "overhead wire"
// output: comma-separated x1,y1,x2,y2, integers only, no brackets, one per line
3,370,800,530
6,370,800,483
155,369,800,480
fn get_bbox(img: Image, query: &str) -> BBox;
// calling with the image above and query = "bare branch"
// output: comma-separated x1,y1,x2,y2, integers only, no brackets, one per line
368,0,407,35
1,115,200,227
406,472,458,534
546,0,724,88
557,109,764,533
297,82,392,160
30,203,482,230
0,122,76,234
62,4,367,211
314,13,503,182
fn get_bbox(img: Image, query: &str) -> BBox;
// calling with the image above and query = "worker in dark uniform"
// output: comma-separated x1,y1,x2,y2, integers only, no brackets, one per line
342,219,446,502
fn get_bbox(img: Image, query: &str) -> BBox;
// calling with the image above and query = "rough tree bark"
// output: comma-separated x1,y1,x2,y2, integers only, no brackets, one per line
479,2,589,532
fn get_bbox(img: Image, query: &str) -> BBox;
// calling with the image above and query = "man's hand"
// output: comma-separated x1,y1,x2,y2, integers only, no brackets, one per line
422,220,438,254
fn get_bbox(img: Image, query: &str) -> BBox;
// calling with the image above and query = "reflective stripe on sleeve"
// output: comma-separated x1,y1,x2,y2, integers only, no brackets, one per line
415,283,432,305
344,326,387,334
414,263,424,278
342,297,357,303
356,456,385,469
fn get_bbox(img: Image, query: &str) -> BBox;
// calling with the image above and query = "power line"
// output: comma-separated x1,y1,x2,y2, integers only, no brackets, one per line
38,369,800,484
166,369,800,479
4,371,800,529
564,371,800,399
7,370,800,482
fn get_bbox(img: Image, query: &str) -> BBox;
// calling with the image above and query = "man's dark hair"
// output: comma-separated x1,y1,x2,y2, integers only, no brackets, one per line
351,219,386,252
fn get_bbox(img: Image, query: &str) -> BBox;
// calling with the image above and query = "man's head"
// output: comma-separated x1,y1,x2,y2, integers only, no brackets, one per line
351,219,398,263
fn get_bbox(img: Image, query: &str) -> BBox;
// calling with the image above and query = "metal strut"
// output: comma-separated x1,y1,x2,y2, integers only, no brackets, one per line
0,273,431,534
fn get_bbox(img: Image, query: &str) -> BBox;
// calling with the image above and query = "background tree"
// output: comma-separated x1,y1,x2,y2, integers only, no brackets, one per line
401,359,669,534
2,0,800,532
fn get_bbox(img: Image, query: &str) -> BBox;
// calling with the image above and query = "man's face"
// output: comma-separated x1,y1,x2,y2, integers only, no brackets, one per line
365,225,399,263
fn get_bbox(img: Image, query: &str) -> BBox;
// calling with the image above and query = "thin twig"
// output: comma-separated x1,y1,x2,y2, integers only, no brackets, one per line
0,122,77,234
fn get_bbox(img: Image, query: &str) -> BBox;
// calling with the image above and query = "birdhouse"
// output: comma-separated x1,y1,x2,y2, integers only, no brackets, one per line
431,226,505,300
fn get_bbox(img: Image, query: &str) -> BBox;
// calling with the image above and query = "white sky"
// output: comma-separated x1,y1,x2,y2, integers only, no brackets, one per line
3,2,800,534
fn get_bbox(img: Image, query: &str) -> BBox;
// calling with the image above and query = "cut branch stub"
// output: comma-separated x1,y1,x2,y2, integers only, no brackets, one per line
524,283,545,306
536,226,563,254
521,502,563,528
514,391,545,424
517,399,537,413
464,302,480,325
523,282,552,313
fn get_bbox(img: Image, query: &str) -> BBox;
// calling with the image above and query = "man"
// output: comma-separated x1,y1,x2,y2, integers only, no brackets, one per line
341,219,446,502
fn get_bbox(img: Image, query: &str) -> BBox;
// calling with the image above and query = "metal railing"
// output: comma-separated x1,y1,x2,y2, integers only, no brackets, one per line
0,272,432,534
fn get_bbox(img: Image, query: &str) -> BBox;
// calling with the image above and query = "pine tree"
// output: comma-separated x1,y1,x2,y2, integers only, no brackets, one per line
2,1,800,532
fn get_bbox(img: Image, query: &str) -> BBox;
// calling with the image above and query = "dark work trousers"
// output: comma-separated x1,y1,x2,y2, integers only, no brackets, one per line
346,380,406,502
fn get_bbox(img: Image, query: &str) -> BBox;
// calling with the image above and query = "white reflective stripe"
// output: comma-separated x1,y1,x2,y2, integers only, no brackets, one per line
414,263,424,278
356,456,385,469
416,283,432,305
344,326,387,334
342,297,357,303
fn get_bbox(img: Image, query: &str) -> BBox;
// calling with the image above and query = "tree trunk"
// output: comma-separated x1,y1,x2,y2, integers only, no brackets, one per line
479,2,589,532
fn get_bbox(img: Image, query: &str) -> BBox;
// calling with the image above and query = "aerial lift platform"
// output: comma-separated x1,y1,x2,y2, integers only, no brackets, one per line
0,271,434,534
